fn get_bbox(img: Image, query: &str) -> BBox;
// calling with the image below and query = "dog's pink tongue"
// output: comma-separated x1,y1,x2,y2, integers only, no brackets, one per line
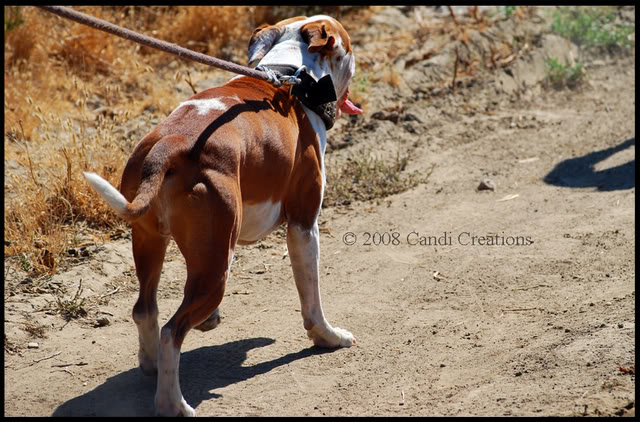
340,98,363,114
339,89,363,114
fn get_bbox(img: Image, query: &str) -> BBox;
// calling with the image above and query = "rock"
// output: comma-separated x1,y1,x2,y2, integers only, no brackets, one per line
96,317,111,327
477,179,496,191
27,342,39,349
401,113,422,123
371,111,399,124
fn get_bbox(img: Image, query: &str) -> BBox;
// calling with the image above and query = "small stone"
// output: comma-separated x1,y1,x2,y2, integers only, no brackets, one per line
96,317,111,327
27,342,39,349
477,179,496,191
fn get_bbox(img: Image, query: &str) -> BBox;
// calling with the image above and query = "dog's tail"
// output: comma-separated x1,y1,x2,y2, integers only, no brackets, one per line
84,135,188,223
83,171,133,219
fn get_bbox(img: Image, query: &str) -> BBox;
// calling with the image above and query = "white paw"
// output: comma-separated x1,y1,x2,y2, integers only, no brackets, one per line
333,326,356,347
308,324,355,348
155,397,196,417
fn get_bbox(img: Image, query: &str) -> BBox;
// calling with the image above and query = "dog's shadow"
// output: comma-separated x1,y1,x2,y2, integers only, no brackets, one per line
543,138,635,191
51,337,332,416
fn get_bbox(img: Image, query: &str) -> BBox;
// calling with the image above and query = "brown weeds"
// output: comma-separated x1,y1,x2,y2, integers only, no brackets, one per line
324,153,423,207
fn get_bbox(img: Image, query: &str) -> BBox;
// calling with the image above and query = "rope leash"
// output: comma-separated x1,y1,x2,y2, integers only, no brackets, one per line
36,5,301,87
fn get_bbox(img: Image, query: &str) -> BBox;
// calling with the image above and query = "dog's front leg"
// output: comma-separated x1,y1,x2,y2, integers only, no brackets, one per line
287,222,354,348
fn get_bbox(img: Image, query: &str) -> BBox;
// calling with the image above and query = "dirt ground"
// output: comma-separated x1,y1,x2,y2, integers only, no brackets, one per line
4,6,635,416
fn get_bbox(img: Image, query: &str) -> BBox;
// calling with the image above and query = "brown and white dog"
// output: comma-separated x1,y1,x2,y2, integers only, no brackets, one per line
84,15,362,416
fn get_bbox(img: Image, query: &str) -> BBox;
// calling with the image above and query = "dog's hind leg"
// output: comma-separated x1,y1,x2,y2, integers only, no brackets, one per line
131,225,170,376
194,307,222,331
153,178,240,417
154,268,229,417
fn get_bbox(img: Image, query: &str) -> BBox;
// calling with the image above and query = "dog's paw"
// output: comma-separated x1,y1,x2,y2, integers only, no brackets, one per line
155,398,196,417
194,308,222,332
333,326,356,347
308,324,355,348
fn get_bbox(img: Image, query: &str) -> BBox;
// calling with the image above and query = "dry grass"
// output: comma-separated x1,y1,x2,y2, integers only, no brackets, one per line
23,320,48,339
324,153,425,207
4,6,364,277
50,280,89,321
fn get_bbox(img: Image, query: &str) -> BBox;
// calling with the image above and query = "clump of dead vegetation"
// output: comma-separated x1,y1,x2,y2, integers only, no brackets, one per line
48,280,89,321
22,320,48,339
324,153,426,207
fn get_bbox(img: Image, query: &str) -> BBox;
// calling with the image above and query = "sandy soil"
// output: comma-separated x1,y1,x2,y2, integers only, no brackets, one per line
4,6,635,416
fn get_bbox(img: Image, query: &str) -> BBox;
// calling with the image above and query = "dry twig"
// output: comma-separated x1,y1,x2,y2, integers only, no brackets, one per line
30,351,61,366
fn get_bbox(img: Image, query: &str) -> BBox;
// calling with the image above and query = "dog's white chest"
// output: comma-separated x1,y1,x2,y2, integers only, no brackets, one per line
238,200,283,244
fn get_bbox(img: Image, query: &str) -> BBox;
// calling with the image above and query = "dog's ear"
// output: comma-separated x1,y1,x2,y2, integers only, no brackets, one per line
248,23,284,67
301,21,336,54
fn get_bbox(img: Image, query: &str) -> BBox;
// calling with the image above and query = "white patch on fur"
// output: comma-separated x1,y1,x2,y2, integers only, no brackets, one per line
83,172,127,215
133,312,160,375
175,98,230,115
238,200,282,244
155,327,195,416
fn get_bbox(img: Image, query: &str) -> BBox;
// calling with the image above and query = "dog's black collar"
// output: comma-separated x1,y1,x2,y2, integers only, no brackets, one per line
255,64,338,130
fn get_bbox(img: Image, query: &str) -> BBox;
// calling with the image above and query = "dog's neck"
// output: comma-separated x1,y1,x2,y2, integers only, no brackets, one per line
254,41,330,152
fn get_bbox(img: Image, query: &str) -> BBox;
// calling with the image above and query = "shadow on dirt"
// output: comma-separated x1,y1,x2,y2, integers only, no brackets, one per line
543,138,635,191
51,337,334,416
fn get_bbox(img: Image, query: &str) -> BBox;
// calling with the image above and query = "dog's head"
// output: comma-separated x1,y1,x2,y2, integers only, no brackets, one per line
248,15,362,117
